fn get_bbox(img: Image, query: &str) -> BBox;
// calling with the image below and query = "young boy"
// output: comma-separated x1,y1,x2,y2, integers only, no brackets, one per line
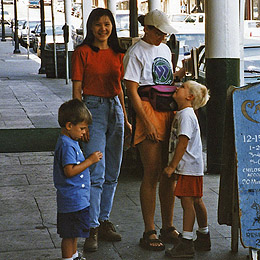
53,99,103,260
163,81,210,258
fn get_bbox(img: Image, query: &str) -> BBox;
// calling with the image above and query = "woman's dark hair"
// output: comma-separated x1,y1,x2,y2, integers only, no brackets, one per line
79,8,125,53
137,15,145,26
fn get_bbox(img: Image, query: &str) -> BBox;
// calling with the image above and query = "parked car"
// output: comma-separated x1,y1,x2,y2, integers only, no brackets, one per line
73,5,82,18
197,38,260,85
56,1,64,12
44,0,51,5
71,25,83,48
19,20,50,47
244,20,260,38
169,13,188,22
1,10,12,22
173,13,205,32
29,0,40,8
174,32,205,68
116,10,144,37
32,23,64,57
0,20,13,38
3,0,13,4
168,13,188,29
71,3,81,15
243,39,260,84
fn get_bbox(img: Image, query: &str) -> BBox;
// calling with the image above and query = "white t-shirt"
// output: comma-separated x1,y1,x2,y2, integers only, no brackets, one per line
168,107,204,176
123,39,173,86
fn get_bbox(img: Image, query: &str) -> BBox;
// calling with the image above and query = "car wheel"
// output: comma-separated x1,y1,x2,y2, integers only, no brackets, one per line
33,42,37,53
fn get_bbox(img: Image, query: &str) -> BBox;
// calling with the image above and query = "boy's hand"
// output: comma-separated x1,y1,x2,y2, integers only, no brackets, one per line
88,151,103,164
163,166,175,178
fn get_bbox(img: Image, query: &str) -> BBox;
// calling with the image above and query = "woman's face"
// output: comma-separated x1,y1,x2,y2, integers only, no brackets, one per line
91,15,113,45
143,26,168,46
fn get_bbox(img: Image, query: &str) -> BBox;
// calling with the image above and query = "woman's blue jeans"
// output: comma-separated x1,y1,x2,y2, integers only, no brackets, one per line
82,95,124,228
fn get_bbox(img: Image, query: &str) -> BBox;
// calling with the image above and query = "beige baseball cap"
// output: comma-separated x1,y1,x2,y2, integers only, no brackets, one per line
144,9,177,34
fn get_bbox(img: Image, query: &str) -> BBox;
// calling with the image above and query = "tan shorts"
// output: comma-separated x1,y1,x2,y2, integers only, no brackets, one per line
174,175,203,198
133,101,175,146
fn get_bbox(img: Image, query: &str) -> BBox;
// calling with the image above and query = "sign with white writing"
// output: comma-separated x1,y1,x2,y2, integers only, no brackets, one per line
233,84,260,249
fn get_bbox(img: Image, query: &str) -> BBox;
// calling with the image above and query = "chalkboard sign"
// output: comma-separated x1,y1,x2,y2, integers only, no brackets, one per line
233,84,260,249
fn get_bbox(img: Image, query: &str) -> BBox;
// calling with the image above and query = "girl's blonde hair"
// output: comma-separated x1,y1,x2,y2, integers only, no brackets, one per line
186,80,210,110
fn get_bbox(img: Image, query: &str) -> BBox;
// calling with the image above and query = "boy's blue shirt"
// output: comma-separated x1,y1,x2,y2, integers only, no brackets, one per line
53,134,90,213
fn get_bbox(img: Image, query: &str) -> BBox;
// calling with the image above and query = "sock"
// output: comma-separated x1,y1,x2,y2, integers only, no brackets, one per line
198,226,209,234
182,231,193,240
62,258,73,260
72,251,78,259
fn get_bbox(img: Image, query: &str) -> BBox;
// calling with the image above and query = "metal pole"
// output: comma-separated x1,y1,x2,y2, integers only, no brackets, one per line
13,0,20,53
51,0,57,78
62,0,68,82
129,0,138,37
1,0,6,41
39,0,46,74
64,0,72,84
26,0,29,59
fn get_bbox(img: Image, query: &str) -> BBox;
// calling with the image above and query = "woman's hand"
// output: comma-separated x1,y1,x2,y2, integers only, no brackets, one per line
125,80,160,143
125,120,132,135
163,166,175,178
81,126,90,142
144,121,159,142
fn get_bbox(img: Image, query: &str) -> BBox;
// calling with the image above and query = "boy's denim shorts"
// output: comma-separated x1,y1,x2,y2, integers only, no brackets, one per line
57,207,90,238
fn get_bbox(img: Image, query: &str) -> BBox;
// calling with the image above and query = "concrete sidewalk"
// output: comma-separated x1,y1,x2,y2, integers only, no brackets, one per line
0,152,250,260
0,39,72,129
0,39,251,259
0,39,71,152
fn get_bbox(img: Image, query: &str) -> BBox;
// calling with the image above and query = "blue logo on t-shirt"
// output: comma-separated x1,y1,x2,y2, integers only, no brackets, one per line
152,57,173,85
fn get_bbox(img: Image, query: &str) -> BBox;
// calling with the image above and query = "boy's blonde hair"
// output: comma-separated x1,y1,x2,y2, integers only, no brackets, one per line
186,80,210,110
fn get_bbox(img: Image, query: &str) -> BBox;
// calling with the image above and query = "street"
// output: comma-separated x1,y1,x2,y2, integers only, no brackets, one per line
2,0,82,53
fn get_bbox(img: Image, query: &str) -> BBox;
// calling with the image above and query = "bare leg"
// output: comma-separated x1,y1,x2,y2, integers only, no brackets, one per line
61,238,77,258
159,175,176,229
159,140,178,238
159,140,175,228
194,198,208,228
181,197,195,232
138,140,163,245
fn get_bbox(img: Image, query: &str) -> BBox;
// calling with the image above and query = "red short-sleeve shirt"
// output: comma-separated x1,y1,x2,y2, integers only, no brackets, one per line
71,45,124,98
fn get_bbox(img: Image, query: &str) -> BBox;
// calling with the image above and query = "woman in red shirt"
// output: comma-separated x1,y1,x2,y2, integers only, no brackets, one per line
71,8,131,253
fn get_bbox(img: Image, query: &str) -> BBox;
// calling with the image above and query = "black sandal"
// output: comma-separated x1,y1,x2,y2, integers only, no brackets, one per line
159,226,180,245
139,230,165,251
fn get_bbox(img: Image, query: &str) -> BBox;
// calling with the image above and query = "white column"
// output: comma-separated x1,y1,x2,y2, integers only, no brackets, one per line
82,0,92,38
64,0,73,51
148,0,161,11
205,0,240,174
206,0,240,59
107,0,117,18
240,0,246,86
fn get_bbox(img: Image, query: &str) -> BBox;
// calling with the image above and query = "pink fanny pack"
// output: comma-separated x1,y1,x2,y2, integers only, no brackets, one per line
138,85,178,112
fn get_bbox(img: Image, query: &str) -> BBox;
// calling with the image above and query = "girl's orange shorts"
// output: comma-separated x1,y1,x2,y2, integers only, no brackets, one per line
174,175,203,197
133,101,174,146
